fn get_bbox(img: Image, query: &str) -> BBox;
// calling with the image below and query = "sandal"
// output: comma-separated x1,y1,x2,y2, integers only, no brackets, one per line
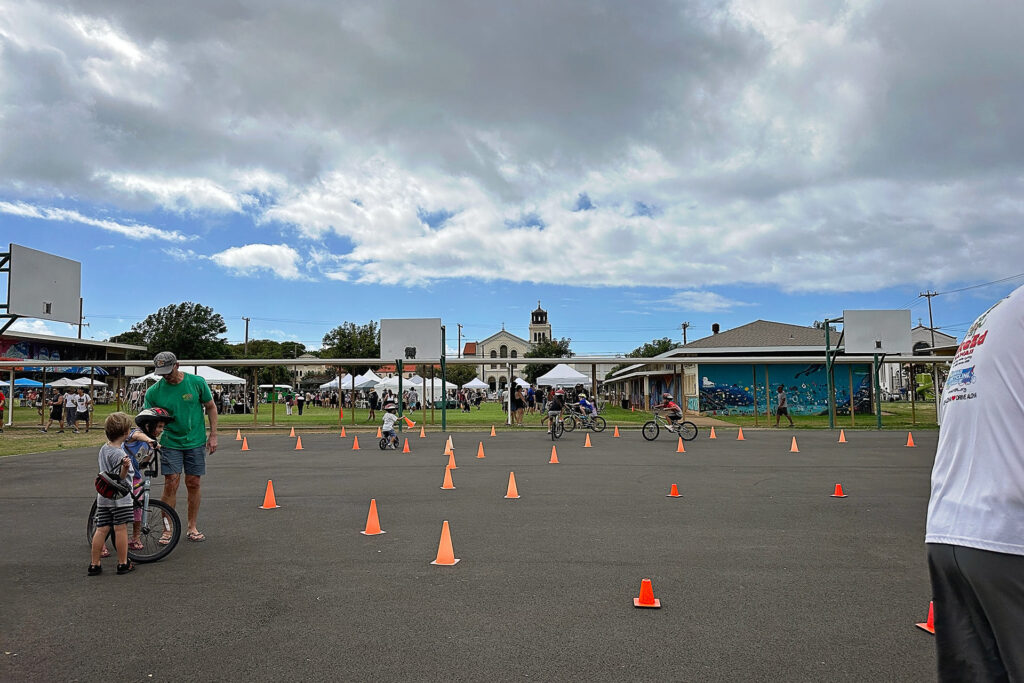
128,540,145,550
186,530,206,542
158,532,173,546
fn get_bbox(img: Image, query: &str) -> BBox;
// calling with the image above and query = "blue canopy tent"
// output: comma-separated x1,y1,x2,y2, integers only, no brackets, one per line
13,378,43,386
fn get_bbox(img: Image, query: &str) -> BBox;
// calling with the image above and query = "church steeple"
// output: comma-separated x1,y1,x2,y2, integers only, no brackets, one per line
529,301,551,344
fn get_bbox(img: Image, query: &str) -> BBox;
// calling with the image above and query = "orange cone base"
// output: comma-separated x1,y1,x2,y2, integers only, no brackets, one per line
235,430,242,441
430,558,461,566
831,493,848,498
667,484,682,498
633,597,662,608
915,622,935,634
360,529,386,535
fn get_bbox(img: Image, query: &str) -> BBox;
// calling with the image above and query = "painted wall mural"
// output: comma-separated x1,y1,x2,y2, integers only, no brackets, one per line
698,364,872,416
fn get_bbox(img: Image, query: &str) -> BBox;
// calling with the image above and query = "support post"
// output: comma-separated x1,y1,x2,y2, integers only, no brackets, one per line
874,354,883,430
849,365,856,427
825,322,835,429
752,365,759,427
507,363,513,426
440,326,447,431
397,358,404,432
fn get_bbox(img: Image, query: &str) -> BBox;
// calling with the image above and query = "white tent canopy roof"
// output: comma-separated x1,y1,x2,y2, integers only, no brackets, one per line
49,377,80,387
73,376,108,387
131,366,246,386
461,378,489,389
536,363,590,387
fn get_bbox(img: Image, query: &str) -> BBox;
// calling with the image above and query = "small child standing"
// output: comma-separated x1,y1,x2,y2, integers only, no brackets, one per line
89,412,137,576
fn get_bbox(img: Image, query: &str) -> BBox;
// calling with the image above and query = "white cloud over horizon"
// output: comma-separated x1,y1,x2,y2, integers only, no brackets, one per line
1,0,1022,293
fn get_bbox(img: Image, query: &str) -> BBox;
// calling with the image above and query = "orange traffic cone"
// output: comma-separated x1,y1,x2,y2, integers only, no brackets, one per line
360,498,385,535
377,426,383,438
584,433,592,448
709,426,717,439
490,425,496,437
737,428,745,441
631,406,635,412
504,472,520,499
339,406,343,419
403,416,416,428
352,435,360,450
340,426,347,437
240,437,250,451
789,437,799,453
402,438,411,453
633,578,661,608
419,426,426,438
295,436,304,450
446,452,457,469
446,435,454,451
613,426,620,437
915,601,935,634
259,480,280,509
235,429,242,441
430,520,459,565
476,442,485,459
667,484,681,498
549,445,559,464
676,437,686,453
831,483,847,498
838,429,847,443
441,467,455,490
289,426,295,437
906,432,916,447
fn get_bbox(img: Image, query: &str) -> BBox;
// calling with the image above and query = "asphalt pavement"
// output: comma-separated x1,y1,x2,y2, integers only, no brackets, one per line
0,427,939,682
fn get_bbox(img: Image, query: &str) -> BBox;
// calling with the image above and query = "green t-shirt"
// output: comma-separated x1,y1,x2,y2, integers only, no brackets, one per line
144,373,213,449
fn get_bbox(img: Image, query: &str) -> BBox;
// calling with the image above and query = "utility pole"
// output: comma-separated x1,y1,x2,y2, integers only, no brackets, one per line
680,322,690,345
457,323,463,358
242,316,251,357
78,297,84,339
920,291,941,417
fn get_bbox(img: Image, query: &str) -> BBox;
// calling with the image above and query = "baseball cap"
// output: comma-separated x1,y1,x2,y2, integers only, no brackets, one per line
153,351,178,375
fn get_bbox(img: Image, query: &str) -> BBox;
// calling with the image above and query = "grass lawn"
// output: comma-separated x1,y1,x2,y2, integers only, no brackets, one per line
709,399,938,430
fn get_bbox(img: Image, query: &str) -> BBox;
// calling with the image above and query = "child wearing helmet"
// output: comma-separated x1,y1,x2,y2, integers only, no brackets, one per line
546,389,566,434
578,393,597,417
653,392,683,432
381,402,400,449
122,408,173,550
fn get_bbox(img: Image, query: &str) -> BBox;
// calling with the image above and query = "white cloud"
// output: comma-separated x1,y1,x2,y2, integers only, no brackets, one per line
0,201,187,241
658,291,752,313
209,243,304,280
9,318,78,336
0,0,1022,292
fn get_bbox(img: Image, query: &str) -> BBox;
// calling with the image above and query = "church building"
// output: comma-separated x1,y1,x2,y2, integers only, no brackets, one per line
464,302,551,391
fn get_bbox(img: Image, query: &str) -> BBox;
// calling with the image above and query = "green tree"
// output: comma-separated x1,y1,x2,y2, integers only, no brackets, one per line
321,321,380,375
444,364,479,388
118,302,229,360
106,330,149,360
627,337,681,358
522,337,573,384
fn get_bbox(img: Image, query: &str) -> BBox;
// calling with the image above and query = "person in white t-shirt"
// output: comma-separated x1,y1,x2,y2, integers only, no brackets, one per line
63,390,79,432
925,284,1024,682
74,387,93,433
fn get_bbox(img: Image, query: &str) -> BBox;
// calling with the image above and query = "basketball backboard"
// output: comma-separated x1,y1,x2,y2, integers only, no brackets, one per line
842,310,912,354
6,244,81,325
380,318,442,361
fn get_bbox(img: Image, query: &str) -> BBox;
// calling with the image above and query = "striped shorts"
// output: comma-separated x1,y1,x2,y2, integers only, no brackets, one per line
94,505,134,528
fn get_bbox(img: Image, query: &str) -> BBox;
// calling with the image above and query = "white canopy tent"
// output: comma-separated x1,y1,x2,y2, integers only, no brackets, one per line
461,378,489,390
73,376,108,387
536,363,590,387
132,366,246,386
49,377,80,387
514,377,530,388
376,376,458,401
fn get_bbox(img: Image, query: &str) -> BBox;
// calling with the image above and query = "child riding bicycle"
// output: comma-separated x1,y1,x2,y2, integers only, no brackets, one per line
546,389,566,434
381,402,400,449
652,393,684,433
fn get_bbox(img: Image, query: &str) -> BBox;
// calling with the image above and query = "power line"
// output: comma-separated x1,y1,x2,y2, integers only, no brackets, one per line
936,272,1024,296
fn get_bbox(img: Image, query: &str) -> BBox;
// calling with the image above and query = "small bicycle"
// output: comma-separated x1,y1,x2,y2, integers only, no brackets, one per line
549,414,564,441
86,448,181,563
642,411,698,442
379,431,400,450
562,406,607,433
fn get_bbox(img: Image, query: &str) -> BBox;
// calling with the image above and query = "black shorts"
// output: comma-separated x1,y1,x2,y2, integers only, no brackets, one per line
776,407,789,416
50,406,63,420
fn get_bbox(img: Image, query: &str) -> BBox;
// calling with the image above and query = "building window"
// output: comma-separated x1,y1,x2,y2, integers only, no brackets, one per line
511,350,517,358
500,345,508,358
490,350,497,358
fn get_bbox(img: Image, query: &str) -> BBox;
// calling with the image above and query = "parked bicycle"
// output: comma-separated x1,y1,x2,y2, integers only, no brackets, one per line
87,447,181,563
642,411,698,442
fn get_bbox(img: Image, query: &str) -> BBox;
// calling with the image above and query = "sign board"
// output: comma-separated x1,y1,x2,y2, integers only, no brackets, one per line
380,318,442,361
7,244,82,325
842,310,912,355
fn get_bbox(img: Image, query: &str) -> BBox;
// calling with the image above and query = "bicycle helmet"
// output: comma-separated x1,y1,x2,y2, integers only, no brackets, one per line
662,393,674,400
578,393,587,400
383,402,397,411
135,407,174,438
554,389,565,395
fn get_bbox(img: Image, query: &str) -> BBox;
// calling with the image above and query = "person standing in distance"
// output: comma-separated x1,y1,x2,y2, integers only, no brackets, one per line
926,284,1024,682
774,385,794,427
144,352,218,543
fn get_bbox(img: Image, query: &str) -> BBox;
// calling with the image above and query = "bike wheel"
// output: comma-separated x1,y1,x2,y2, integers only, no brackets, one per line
590,416,606,432
553,421,564,439
562,415,577,432
128,500,180,563
641,421,659,441
379,438,388,450
679,421,698,441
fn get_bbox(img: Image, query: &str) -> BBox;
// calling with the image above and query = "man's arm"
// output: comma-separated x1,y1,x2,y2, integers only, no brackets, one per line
205,399,219,453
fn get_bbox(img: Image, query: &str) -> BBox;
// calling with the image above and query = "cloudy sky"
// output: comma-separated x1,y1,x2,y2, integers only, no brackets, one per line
1,0,1021,353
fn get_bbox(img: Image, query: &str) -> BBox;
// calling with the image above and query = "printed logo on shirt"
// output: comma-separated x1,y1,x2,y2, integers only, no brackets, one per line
181,393,194,401
953,330,988,361
945,366,976,389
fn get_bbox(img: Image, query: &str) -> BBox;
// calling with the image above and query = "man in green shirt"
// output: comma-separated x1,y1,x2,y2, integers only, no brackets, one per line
144,351,218,543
